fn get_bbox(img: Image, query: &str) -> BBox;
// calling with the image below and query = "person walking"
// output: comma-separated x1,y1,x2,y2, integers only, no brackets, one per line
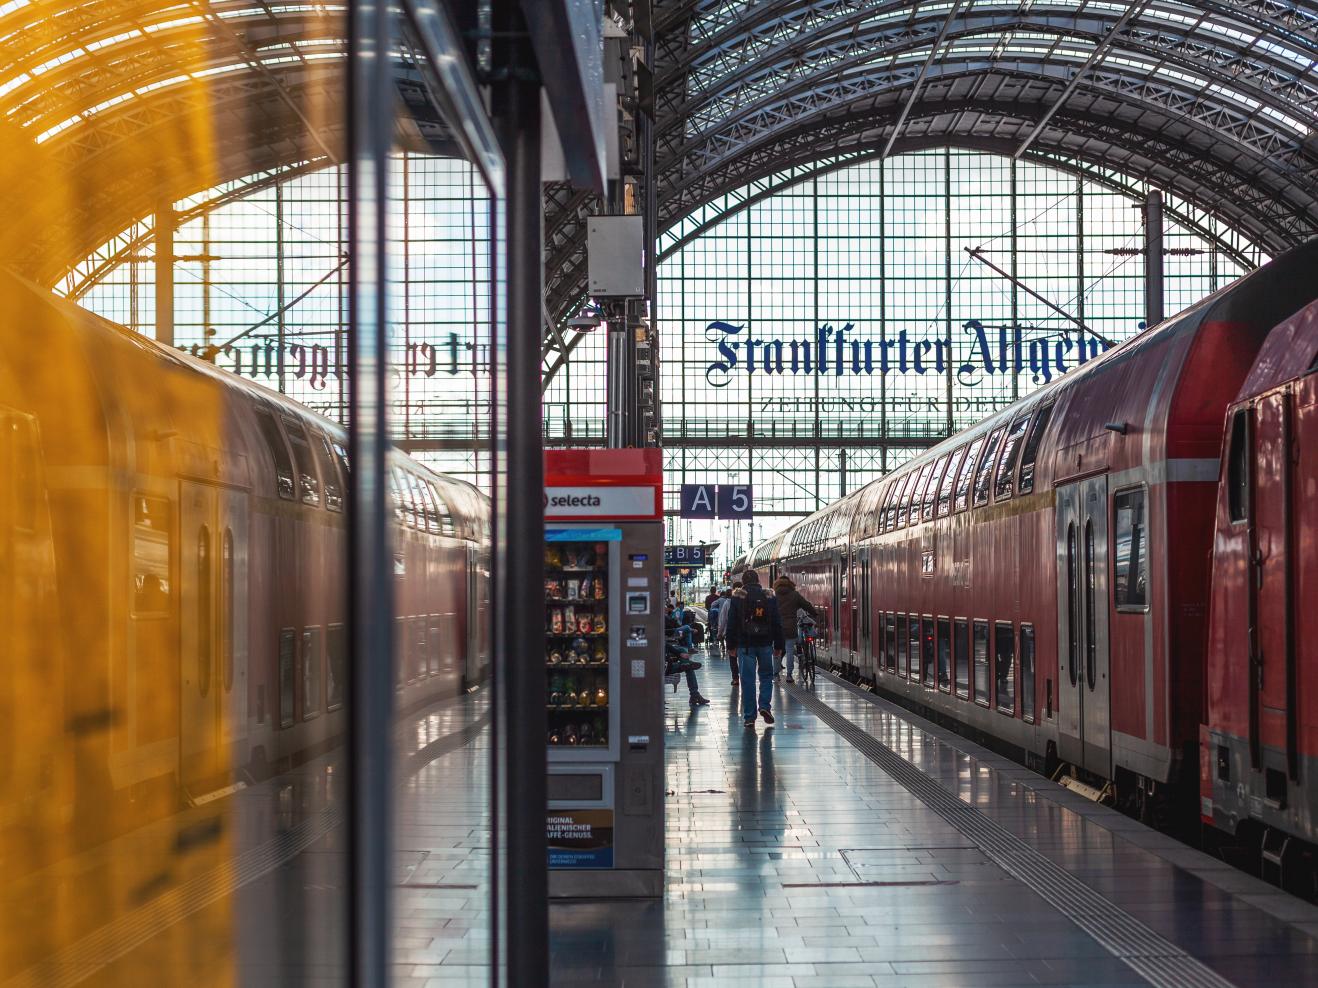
772,575,819,684
725,570,784,727
719,581,746,685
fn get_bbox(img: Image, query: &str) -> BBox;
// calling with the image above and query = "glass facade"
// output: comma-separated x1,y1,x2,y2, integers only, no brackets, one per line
546,149,1260,566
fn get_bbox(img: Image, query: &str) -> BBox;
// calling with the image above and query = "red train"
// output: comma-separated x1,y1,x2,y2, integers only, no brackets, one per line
736,240,1318,882
0,269,488,883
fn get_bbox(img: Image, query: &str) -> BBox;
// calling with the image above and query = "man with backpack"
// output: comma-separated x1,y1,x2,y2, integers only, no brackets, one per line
724,569,785,727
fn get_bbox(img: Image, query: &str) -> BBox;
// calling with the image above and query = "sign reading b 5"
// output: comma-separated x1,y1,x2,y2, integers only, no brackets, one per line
679,484,753,520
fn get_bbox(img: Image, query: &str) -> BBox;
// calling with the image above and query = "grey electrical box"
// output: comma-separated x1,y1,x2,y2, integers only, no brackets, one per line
588,216,645,297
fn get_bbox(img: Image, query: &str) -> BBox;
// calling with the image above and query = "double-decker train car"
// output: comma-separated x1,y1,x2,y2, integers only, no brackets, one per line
1203,297,1318,883
0,270,489,977
736,240,1318,833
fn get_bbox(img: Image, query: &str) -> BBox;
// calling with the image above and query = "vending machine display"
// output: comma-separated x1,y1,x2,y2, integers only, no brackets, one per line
545,539,613,750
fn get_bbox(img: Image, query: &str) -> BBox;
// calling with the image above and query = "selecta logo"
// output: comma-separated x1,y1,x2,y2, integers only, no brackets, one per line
546,493,603,509
702,319,1112,389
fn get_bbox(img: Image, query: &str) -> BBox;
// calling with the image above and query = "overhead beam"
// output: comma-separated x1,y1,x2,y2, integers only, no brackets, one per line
1013,0,1150,159
880,0,968,158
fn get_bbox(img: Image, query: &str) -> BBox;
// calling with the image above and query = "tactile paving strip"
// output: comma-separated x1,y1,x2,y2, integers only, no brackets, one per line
791,678,1236,988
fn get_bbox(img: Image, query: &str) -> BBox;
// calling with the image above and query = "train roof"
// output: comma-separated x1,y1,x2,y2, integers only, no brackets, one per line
1235,298,1318,403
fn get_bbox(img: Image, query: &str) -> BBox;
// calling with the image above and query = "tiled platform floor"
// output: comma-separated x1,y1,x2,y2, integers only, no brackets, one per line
548,646,1318,988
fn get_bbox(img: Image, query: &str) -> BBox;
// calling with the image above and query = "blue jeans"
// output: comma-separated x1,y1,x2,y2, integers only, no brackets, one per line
783,637,797,678
739,645,774,721
673,626,695,650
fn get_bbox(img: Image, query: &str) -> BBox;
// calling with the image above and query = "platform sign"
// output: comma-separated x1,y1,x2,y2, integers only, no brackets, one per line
547,809,614,869
679,484,717,519
665,545,707,567
719,485,753,519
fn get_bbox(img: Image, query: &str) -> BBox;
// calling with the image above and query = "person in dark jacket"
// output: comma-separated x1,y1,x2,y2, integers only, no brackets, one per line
772,575,819,683
724,569,785,727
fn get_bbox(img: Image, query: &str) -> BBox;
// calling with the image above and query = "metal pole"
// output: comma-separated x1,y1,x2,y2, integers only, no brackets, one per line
491,4,548,982
154,201,175,347
346,0,394,976
607,313,627,447
1145,189,1164,328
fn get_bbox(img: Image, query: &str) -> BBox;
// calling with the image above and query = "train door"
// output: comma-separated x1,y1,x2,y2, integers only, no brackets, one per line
851,546,871,676
219,490,249,749
1055,476,1113,776
465,544,480,689
180,481,248,794
1250,391,1297,774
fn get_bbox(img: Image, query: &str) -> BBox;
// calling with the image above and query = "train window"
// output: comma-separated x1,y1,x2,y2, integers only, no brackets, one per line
221,527,234,692
1067,523,1079,688
279,628,296,728
429,480,456,536
198,525,212,698
886,472,910,531
326,624,346,711
331,440,351,478
954,618,970,699
907,614,922,679
408,474,436,533
896,614,908,677
1227,409,1250,523
302,627,322,719
8,415,37,531
995,622,1016,715
1084,520,1097,691
973,427,1005,507
953,436,984,512
281,417,321,506
132,495,172,616
1020,624,1036,723
922,457,949,522
885,616,896,679
921,616,935,687
387,469,407,526
973,619,990,706
411,618,427,682
993,413,1031,501
394,617,406,689
314,433,343,512
252,404,295,500
936,447,967,518
936,617,951,691
1113,487,1149,610
1017,402,1054,495
905,462,932,526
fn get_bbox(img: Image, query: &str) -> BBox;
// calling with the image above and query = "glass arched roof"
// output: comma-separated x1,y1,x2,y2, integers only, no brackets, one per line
541,0,1318,355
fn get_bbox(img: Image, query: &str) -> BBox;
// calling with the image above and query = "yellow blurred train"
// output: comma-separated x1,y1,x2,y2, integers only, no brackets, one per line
0,270,489,983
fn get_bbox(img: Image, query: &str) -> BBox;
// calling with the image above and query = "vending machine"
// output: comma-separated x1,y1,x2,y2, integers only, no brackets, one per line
544,449,665,898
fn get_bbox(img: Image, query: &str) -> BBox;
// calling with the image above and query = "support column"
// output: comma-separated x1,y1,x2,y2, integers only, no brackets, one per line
346,0,395,976
154,201,175,347
1145,190,1164,328
491,2,548,984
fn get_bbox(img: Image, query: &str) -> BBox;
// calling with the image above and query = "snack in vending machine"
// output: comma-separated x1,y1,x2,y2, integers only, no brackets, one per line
564,578,579,600
592,613,607,634
593,578,605,600
579,721,595,744
550,608,565,635
548,727,562,745
576,612,593,635
545,578,562,599
545,545,563,569
571,637,591,663
591,645,607,665
578,576,592,599
548,649,563,665
564,724,579,745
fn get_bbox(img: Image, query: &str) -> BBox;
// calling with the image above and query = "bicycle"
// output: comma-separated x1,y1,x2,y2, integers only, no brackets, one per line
796,624,818,689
